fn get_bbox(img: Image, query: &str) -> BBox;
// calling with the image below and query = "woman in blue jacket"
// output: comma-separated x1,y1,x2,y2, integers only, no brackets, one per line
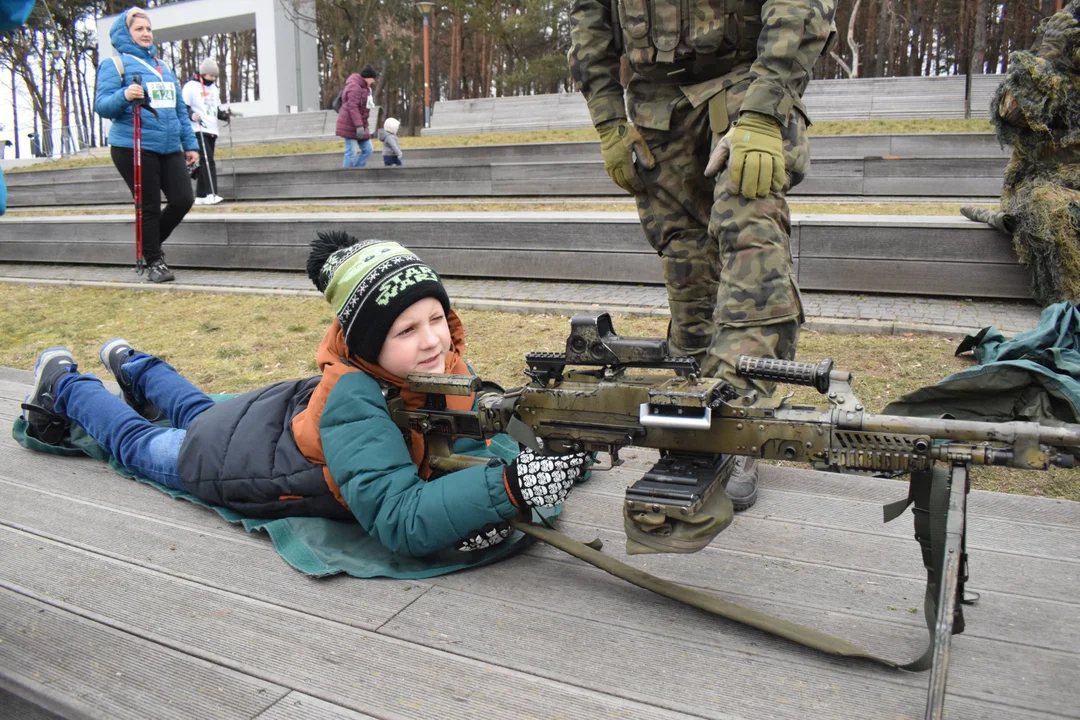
95,7,199,283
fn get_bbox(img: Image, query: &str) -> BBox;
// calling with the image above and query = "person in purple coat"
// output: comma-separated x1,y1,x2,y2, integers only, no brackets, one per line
334,65,377,168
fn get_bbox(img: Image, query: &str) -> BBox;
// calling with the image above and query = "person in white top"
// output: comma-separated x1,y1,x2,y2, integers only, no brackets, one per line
182,58,230,205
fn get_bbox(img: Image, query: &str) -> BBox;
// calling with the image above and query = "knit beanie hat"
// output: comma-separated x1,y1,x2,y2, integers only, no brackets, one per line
383,117,400,134
360,65,378,79
199,57,219,76
307,231,450,362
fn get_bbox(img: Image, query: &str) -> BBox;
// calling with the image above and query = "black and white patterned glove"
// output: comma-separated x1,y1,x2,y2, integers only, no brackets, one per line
505,448,589,509
457,522,513,552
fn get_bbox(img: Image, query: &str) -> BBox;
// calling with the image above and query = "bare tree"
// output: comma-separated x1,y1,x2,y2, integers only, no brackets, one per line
847,0,863,77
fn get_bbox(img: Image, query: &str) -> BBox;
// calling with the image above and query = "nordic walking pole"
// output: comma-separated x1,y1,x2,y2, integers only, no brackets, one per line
226,111,236,201
130,74,158,274
132,74,145,274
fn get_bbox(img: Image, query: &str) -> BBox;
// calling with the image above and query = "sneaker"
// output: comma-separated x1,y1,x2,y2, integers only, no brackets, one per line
21,348,75,445
146,260,175,283
194,196,209,206
725,456,759,512
208,194,224,204
99,338,162,421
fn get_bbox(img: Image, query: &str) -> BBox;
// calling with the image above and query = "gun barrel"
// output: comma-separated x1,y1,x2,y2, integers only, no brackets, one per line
860,414,1080,448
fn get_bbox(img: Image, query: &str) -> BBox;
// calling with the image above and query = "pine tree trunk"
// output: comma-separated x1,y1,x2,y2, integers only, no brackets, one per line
971,0,990,73
875,0,891,76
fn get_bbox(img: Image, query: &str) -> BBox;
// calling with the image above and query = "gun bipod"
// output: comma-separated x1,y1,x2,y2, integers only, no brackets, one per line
922,462,973,720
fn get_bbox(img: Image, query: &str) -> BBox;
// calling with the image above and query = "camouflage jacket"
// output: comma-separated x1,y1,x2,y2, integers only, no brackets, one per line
568,0,836,127
992,0,1080,191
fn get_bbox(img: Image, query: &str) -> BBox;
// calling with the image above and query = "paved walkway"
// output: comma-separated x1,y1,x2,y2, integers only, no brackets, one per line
0,262,1042,336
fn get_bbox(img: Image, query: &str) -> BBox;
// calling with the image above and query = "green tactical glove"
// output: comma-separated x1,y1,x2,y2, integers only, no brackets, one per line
705,111,786,200
597,119,656,195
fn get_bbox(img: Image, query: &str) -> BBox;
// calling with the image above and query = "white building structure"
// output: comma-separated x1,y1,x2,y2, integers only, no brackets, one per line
96,0,318,117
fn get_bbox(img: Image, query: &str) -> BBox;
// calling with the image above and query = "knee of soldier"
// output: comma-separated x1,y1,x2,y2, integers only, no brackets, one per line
709,199,791,252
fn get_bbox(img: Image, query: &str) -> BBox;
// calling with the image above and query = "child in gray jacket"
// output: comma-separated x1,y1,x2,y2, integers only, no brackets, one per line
378,117,403,166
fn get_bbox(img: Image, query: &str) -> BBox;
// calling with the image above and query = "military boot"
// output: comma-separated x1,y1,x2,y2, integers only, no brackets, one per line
960,206,1016,234
725,456,759,511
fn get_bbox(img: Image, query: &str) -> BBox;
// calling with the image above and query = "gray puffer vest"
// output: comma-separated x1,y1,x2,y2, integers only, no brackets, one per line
176,377,354,521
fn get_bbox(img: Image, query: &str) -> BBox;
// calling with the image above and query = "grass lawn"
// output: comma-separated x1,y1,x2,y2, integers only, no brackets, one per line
1,283,1073,500
5,117,994,174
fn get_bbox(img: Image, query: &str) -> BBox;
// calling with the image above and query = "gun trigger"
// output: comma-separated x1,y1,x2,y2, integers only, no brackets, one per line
507,415,541,452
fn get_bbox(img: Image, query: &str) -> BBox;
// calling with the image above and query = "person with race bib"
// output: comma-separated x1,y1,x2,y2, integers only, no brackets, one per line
95,7,199,284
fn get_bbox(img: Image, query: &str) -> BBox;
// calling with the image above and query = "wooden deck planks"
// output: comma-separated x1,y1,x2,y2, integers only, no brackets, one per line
0,586,289,720
0,687,66,720
1,367,1077,719
251,692,378,720
0,531,688,720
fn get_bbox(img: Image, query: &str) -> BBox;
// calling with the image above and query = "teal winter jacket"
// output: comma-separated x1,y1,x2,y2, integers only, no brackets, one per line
175,367,519,559
320,371,519,558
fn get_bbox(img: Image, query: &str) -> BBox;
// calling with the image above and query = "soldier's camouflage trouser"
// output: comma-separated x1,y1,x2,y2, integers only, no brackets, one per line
628,77,810,396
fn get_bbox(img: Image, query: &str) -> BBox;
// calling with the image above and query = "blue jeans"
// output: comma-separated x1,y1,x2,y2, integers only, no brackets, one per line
343,138,373,168
54,354,215,490
383,155,402,166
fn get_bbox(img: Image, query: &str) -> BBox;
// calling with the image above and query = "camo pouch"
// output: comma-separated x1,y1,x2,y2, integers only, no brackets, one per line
616,0,750,80
623,484,734,554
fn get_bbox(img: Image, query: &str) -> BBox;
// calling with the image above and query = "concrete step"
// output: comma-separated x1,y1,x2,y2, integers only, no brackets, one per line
2,133,1006,188
5,144,602,187
425,76,1004,134
4,153,1008,207
0,212,1030,300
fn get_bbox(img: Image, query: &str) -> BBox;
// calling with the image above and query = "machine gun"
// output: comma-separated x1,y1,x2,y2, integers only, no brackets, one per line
385,313,1080,719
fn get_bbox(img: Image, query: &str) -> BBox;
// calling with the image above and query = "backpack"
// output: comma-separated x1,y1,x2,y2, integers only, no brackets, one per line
331,87,344,112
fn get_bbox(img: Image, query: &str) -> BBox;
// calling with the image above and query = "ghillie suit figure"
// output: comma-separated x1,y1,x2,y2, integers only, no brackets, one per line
962,1,1080,306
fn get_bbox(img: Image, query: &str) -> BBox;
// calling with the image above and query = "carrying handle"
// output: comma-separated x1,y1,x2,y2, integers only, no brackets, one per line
736,356,834,394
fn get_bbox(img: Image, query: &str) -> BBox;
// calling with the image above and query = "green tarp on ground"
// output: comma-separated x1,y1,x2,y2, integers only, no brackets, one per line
11,395,543,578
884,302,1080,432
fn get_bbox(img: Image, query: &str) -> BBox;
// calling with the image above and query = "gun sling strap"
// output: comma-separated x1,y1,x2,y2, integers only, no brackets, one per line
511,463,967,672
